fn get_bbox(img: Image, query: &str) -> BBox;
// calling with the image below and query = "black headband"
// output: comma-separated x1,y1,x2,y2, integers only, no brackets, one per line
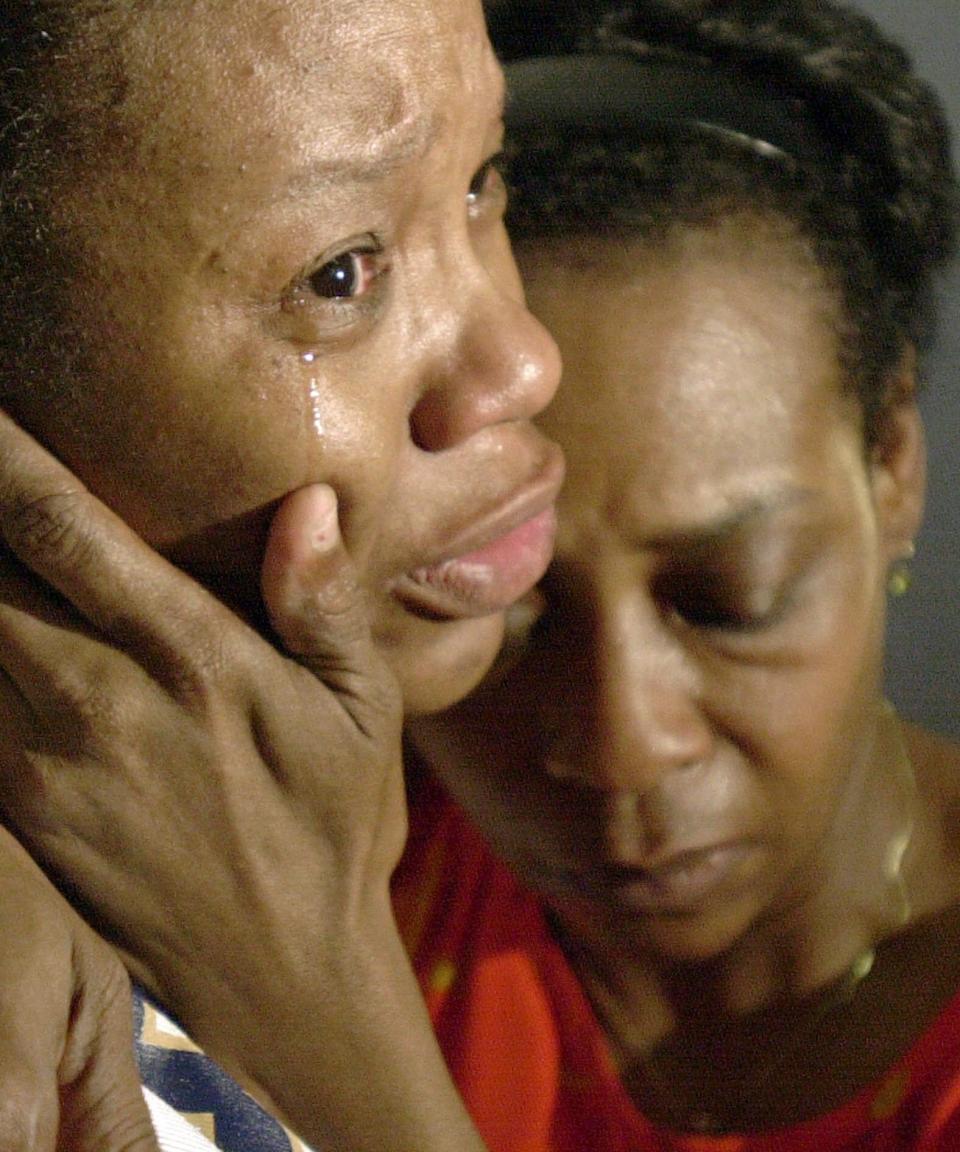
504,53,835,170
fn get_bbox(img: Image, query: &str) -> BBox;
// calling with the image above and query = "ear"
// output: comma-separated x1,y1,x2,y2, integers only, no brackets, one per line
869,345,926,563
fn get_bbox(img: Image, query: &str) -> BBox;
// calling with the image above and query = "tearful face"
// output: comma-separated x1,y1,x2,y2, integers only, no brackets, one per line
11,0,563,714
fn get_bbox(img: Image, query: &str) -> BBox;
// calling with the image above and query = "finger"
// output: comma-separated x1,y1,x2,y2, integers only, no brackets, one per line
261,485,367,655
261,486,398,726
0,1072,57,1152
58,958,161,1152
0,410,241,675
0,833,67,1152
0,551,109,720
59,1066,161,1152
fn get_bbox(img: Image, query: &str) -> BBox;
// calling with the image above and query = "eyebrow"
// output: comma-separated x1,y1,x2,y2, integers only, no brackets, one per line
281,113,444,196
281,83,506,198
633,489,818,551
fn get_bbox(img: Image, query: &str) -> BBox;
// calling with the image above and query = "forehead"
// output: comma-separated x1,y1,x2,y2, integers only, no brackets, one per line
80,0,499,213
522,230,855,529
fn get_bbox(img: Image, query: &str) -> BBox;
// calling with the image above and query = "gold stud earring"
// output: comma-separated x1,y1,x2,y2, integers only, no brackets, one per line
888,542,916,598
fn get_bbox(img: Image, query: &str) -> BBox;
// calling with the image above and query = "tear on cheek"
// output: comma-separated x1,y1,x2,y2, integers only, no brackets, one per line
307,375,325,439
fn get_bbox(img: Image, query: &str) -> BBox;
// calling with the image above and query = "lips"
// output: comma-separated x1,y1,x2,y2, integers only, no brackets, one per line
559,841,761,915
391,445,564,620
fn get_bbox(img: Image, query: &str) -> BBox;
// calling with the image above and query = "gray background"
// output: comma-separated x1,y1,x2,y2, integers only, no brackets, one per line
861,1,959,737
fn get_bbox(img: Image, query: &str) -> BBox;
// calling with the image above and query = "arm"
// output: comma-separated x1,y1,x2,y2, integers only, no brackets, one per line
0,412,486,1152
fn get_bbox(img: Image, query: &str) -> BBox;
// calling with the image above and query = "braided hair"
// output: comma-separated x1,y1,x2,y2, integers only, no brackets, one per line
489,0,959,439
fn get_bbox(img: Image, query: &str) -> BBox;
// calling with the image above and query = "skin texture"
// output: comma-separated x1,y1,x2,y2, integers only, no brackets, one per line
0,825,158,1152
0,0,564,1147
0,418,487,1150
409,223,960,1126
9,0,562,716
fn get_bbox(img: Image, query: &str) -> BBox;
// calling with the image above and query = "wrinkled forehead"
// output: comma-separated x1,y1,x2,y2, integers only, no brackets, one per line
74,0,495,189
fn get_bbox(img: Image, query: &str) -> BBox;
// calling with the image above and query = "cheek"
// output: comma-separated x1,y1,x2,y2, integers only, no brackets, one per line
23,331,411,568
35,361,308,546
705,549,888,834
722,609,887,835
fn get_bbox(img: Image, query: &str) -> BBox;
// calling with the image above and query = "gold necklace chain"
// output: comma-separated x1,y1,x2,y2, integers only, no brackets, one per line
628,702,917,1134
881,699,916,928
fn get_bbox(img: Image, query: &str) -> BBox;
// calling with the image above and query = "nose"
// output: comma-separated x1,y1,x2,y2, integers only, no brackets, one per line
409,256,561,452
544,598,714,796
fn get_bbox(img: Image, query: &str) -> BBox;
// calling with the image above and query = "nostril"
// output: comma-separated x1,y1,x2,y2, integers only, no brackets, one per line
409,376,531,452
409,387,450,453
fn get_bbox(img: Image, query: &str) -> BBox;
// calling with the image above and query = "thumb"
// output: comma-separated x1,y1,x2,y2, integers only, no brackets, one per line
261,485,397,709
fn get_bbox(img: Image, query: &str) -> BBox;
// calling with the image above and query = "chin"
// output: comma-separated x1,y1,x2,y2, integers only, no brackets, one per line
551,891,758,968
390,612,507,716
631,914,753,966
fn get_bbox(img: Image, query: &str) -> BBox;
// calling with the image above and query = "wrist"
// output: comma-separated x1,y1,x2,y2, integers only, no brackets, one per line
155,905,486,1152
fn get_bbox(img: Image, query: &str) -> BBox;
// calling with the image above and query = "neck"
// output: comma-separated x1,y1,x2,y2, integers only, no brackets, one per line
556,701,916,1049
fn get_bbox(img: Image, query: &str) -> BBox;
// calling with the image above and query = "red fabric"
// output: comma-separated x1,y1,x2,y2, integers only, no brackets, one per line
392,776,960,1152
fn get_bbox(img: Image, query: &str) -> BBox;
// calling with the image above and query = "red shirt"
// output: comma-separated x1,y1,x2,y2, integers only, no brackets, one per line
393,777,960,1152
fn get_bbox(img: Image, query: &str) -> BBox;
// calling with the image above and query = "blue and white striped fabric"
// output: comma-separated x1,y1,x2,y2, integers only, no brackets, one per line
143,1089,219,1152
133,988,312,1152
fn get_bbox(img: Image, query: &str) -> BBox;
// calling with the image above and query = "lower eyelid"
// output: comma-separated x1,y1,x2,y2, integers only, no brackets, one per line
714,586,800,635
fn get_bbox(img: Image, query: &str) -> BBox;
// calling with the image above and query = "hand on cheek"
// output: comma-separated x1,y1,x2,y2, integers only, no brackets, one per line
0,413,485,1151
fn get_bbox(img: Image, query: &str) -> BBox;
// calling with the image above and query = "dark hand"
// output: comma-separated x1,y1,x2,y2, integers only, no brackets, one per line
0,825,159,1152
0,411,483,1151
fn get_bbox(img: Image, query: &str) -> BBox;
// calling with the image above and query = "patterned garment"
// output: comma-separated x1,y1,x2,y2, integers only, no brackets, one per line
143,1089,219,1152
133,988,313,1152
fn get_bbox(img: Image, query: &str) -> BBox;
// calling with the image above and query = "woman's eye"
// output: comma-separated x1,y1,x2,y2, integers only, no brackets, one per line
467,154,506,217
281,241,387,323
307,248,382,300
660,573,785,635
679,598,775,632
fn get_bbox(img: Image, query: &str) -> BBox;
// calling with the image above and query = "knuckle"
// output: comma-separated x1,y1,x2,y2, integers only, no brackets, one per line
45,656,126,746
61,1093,158,1152
5,490,95,573
160,616,242,704
311,564,365,631
93,1115,159,1152
280,565,369,658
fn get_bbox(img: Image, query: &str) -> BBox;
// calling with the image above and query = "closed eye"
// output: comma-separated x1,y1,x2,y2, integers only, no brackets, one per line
658,572,788,635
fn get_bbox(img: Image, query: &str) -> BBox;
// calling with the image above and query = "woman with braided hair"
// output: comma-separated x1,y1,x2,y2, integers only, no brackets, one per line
402,0,960,1146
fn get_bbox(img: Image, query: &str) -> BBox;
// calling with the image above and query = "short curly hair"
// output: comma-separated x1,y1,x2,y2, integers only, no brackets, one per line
0,1,142,397
488,0,960,441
